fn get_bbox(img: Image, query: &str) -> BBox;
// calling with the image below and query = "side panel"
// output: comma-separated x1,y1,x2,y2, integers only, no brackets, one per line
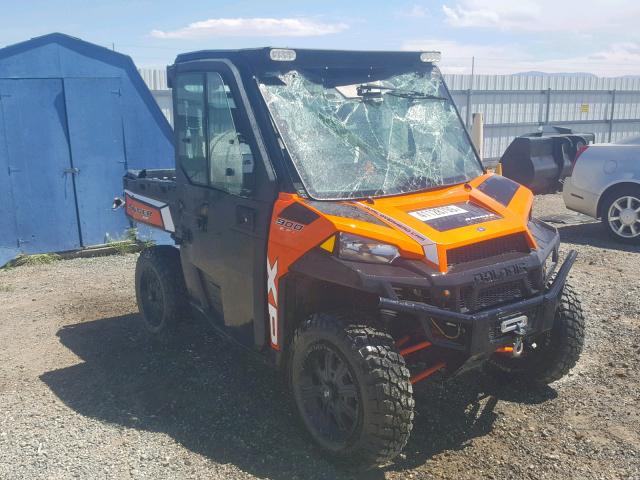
64,77,130,245
0,79,80,253
266,194,336,350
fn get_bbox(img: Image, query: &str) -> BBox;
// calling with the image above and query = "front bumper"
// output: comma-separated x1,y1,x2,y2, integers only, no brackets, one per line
562,178,599,218
378,250,578,358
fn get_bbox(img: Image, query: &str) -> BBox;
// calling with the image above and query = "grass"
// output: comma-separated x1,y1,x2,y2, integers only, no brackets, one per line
107,228,155,255
108,240,140,255
1,253,61,270
0,228,156,270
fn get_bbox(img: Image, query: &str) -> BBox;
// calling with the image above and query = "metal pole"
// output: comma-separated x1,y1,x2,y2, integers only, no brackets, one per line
471,113,484,161
465,90,471,129
545,88,551,125
608,89,616,142
466,56,475,128
471,56,475,84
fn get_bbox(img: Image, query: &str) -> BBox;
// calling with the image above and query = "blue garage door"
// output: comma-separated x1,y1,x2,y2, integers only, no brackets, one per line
0,91,19,265
64,77,129,246
0,79,80,253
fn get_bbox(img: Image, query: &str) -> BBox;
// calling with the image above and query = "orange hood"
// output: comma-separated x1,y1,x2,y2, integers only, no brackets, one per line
304,173,536,272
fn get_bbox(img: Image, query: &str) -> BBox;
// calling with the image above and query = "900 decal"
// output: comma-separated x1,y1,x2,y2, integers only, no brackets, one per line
276,217,304,232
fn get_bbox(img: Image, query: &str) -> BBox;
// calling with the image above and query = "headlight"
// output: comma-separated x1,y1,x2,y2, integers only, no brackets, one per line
337,233,400,264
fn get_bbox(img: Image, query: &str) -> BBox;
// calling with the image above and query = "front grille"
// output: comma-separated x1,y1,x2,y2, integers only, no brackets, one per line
478,282,523,310
447,234,531,268
460,280,525,312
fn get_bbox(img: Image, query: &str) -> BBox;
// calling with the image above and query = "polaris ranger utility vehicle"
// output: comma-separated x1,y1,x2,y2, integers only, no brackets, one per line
121,48,585,466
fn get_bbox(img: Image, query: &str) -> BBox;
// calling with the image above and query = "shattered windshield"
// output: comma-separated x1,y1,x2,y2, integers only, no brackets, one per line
258,67,483,200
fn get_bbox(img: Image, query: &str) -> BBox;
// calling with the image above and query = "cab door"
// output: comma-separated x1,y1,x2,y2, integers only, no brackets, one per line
172,63,276,348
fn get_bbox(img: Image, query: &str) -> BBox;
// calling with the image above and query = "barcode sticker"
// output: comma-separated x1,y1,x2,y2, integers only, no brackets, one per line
409,205,468,221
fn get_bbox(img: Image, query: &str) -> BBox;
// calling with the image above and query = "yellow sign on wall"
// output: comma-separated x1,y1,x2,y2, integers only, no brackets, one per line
580,104,590,113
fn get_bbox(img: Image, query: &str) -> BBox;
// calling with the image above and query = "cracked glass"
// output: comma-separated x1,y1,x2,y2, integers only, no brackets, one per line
259,68,483,200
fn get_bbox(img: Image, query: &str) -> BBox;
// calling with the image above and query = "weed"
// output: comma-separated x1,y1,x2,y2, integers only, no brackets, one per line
108,228,155,255
108,241,138,255
1,253,61,270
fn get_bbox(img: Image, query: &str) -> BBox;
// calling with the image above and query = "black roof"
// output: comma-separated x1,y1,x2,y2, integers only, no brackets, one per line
174,47,435,72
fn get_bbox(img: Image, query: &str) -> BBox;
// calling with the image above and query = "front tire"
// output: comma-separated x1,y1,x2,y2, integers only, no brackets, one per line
135,246,187,335
601,186,640,244
485,282,585,384
289,313,414,466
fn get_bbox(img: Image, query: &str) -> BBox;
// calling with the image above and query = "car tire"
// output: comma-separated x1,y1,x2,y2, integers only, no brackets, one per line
601,186,640,244
135,246,187,335
289,312,414,467
485,282,585,385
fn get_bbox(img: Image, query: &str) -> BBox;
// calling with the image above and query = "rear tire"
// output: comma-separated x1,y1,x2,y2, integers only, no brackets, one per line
289,312,414,467
485,282,585,384
601,186,640,244
135,246,187,335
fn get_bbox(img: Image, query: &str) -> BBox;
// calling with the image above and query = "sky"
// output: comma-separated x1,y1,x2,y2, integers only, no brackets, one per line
1,0,640,76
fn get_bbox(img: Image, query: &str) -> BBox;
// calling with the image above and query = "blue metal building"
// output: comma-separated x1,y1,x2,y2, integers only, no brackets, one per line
0,33,174,265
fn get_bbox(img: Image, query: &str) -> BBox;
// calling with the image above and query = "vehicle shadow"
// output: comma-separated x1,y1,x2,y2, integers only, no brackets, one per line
557,222,640,253
41,314,556,480
385,372,556,474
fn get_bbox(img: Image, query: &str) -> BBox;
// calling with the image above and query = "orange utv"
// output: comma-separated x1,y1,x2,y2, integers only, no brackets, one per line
119,48,585,466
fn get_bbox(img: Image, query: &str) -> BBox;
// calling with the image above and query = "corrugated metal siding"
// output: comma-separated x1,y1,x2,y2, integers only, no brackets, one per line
138,68,173,125
446,73,640,162
138,67,169,90
138,68,640,162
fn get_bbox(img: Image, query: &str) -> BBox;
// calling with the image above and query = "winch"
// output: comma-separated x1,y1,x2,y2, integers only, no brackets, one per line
501,314,529,357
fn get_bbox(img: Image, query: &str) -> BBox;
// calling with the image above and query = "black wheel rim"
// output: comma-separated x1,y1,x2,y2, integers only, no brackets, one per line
295,343,360,448
140,268,164,328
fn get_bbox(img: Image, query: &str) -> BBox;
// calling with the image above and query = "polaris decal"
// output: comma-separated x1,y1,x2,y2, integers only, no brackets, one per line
357,202,440,266
267,257,279,349
409,202,500,232
473,262,528,284
304,200,388,227
357,203,430,244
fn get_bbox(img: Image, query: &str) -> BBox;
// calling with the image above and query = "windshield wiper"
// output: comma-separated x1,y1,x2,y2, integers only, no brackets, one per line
356,84,391,100
357,84,393,93
386,90,447,101
356,84,446,101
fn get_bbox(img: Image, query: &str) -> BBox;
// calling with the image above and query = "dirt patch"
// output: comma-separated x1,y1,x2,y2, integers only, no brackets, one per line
0,194,639,479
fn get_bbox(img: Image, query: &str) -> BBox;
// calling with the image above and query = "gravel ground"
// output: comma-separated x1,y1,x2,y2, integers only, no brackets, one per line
0,193,638,480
